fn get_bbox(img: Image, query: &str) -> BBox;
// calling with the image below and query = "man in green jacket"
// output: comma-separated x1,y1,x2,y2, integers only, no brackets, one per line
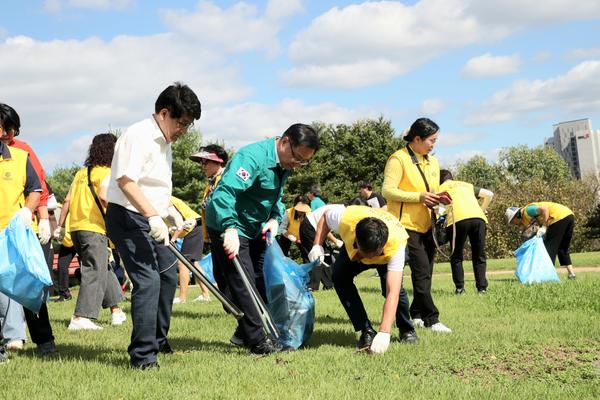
205,123,319,355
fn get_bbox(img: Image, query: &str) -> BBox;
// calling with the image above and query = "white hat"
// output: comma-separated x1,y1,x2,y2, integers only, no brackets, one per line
505,207,520,224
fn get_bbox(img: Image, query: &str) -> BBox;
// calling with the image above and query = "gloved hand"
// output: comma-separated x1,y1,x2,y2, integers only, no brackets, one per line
38,218,51,245
335,238,344,248
166,206,184,231
54,227,66,242
223,228,240,259
370,332,391,354
15,207,32,229
308,244,325,264
261,219,279,245
536,226,547,237
182,218,197,231
287,234,297,243
148,215,169,245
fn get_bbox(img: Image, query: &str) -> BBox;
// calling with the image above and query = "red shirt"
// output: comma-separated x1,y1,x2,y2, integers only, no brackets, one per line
9,138,48,207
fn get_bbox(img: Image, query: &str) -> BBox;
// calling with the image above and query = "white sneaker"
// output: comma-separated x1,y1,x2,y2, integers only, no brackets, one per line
193,295,211,302
412,318,425,328
68,317,103,330
430,322,452,333
173,297,184,304
111,311,127,326
5,340,24,350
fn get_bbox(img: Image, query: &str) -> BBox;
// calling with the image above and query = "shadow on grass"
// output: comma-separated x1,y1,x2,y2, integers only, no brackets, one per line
170,309,231,320
307,327,356,348
168,336,236,353
314,314,350,324
18,342,129,368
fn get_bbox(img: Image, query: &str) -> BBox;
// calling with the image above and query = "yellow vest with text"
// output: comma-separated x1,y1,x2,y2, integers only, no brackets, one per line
69,166,110,234
386,147,439,233
339,206,409,265
521,202,573,227
0,146,29,229
171,196,200,238
439,180,487,226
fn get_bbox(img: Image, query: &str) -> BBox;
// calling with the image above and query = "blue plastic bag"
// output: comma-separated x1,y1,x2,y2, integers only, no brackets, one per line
262,239,316,350
199,253,216,284
0,216,53,312
514,236,560,284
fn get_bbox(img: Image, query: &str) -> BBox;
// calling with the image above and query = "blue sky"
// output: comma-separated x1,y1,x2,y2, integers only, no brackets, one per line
1,0,600,172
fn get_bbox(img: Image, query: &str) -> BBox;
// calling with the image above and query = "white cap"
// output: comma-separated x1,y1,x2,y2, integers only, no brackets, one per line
505,207,520,224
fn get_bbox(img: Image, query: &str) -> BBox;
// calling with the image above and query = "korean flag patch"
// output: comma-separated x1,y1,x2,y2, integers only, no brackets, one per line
236,167,251,182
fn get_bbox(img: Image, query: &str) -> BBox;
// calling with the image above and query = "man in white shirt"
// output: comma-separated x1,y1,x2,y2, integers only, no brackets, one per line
105,82,201,370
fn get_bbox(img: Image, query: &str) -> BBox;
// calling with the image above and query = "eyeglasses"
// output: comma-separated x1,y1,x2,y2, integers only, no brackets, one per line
288,140,310,166
176,120,194,131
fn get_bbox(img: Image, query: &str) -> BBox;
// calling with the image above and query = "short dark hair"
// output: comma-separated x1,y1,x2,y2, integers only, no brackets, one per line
355,217,388,253
403,117,439,142
0,103,21,136
155,82,202,120
283,123,320,152
359,181,372,190
309,184,322,197
84,133,117,167
293,194,309,205
200,144,228,165
344,197,368,206
439,169,453,184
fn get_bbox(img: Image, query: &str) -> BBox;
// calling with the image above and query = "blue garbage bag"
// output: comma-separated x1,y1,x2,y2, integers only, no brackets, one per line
199,253,216,285
263,240,317,349
0,216,53,312
514,236,560,284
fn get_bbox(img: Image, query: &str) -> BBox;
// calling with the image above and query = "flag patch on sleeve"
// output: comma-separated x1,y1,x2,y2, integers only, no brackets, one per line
236,167,251,181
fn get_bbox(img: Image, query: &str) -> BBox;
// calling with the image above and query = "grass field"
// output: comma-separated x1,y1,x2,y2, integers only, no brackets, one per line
2,253,599,400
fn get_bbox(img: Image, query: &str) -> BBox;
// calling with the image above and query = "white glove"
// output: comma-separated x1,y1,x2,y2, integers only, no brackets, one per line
38,218,51,245
287,234,297,243
223,228,240,258
54,227,66,242
15,207,32,229
182,218,197,231
166,206,184,231
536,226,547,237
335,238,344,248
370,332,391,354
148,215,169,245
308,244,325,264
261,219,279,245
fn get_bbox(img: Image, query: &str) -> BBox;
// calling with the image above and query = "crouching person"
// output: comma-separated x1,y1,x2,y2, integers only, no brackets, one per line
309,205,417,354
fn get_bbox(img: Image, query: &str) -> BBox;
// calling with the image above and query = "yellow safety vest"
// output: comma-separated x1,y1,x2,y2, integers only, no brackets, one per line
339,206,409,265
69,166,110,234
0,146,29,229
171,196,200,238
521,202,573,227
385,147,439,233
439,180,487,226
62,212,74,248
285,207,305,239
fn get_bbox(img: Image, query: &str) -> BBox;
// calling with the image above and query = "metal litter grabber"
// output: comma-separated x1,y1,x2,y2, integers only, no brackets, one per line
167,242,244,320
232,255,280,339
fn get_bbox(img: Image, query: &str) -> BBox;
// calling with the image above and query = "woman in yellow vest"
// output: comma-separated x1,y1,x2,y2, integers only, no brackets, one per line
53,206,76,301
57,133,126,330
278,195,311,260
170,196,211,303
382,117,451,333
439,170,494,294
506,202,576,279
308,205,416,353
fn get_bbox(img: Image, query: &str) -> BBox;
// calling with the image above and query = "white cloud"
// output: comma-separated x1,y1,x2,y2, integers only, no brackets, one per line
285,0,600,89
466,60,600,125
566,47,600,60
461,53,521,78
437,132,480,147
436,148,501,168
421,98,445,115
43,0,133,12
162,0,303,56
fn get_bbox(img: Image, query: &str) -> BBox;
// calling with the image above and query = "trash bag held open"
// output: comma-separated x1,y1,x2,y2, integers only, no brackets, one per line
514,236,560,284
0,216,53,312
262,239,317,349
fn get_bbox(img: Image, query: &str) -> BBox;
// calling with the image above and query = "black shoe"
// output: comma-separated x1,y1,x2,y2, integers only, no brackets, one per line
132,361,160,370
455,288,465,295
158,342,173,354
53,295,72,302
478,289,487,294
250,337,282,355
357,327,377,350
399,330,419,344
0,346,8,364
37,340,56,355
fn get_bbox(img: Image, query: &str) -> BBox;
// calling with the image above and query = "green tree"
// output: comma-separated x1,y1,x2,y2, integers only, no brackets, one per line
171,129,206,212
455,155,504,191
498,145,571,185
46,164,79,202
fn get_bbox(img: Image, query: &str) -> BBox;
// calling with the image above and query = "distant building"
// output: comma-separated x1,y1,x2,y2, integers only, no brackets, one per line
545,119,600,179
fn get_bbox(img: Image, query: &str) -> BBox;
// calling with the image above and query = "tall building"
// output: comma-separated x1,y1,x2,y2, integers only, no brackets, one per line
545,118,600,179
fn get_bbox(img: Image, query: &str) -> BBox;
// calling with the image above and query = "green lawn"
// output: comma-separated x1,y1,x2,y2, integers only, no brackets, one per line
2,256,599,400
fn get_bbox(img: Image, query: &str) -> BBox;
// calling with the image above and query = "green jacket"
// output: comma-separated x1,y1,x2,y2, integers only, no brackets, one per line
205,138,290,238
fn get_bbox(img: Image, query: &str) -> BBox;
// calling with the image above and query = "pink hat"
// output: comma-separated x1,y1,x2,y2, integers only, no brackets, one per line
189,151,224,164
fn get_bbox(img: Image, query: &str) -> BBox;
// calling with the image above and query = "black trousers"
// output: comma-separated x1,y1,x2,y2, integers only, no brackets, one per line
208,229,268,347
56,245,77,297
41,240,56,296
544,215,574,266
406,229,439,327
299,219,333,290
106,203,178,367
447,218,488,291
332,246,413,334
23,303,54,345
